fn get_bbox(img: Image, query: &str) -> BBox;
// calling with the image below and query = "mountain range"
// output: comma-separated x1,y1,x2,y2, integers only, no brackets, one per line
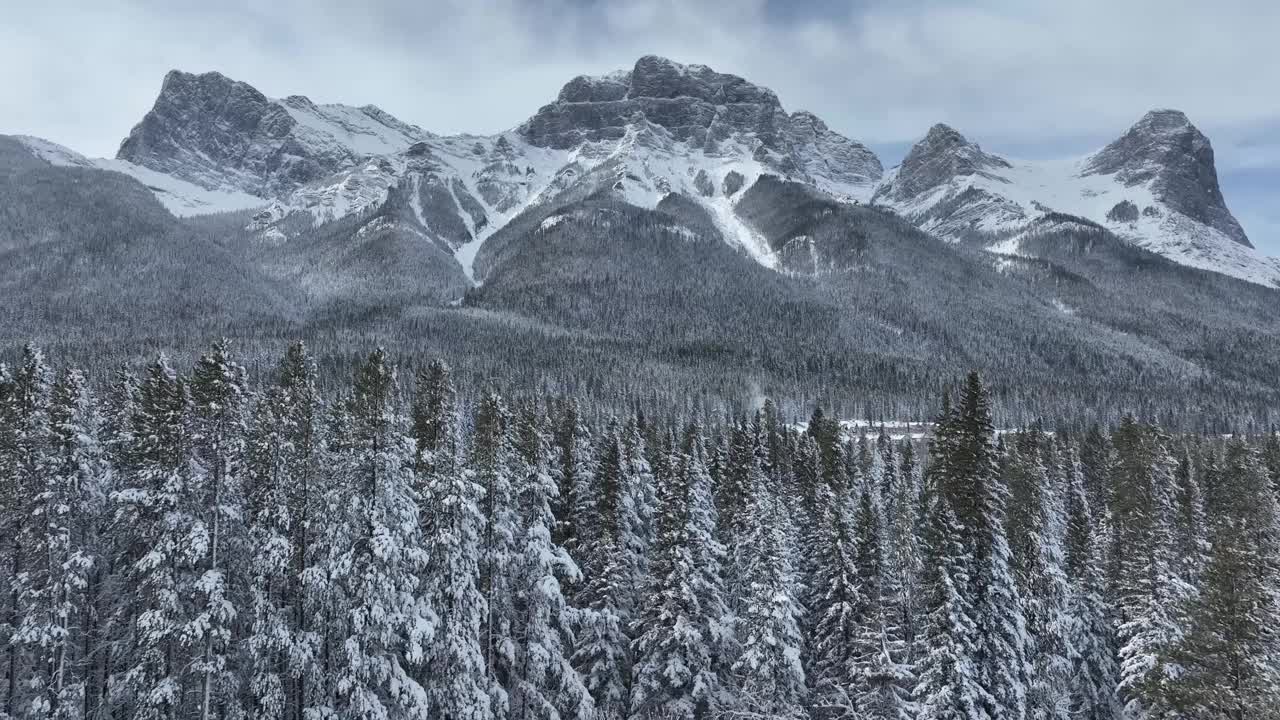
3,55,1279,423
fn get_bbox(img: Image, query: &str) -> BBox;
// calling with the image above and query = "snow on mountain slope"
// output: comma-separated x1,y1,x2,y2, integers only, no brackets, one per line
83,57,883,283
67,60,1277,289
14,135,264,215
872,112,1280,287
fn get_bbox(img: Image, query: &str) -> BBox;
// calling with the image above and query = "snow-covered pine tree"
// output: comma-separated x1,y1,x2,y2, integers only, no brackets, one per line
806,474,860,720
1078,427,1114,531
573,418,641,720
244,342,326,720
629,427,704,720
0,346,52,719
680,422,735,715
914,487,988,720
728,449,807,720
114,354,194,720
412,360,492,720
1111,419,1189,720
550,400,593,571
1170,448,1208,589
187,340,249,720
1003,429,1072,720
620,419,656,616
1062,447,1120,720
322,349,434,719
887,439,925,673
12,368,107,719
876,428,898,516
718,419,754,611
850,480,914,720
945,373,1030,720
89,368,141,719
473,390,521,716
508,407,592,720
1166,438,1280,716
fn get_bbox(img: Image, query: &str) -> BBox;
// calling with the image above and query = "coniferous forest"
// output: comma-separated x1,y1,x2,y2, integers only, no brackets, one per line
1,340,1278,720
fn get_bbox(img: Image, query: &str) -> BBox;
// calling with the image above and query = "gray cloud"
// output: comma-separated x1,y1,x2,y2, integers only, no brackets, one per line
2,0,1277,246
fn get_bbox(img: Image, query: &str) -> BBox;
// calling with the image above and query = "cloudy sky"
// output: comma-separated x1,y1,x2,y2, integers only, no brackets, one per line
4,0,1278,250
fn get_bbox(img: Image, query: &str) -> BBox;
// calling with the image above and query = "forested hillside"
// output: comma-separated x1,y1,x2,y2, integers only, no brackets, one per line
2,341,1276,720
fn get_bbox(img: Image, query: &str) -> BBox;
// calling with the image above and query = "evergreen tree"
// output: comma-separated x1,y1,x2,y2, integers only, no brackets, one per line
322,349,434,719
1,346,53,719
1167,439,1280,717
12,369,106,719
1111,419,1191,720
914,490,988,720
244,342,326,720
680,423,734,714
629,434,706,720
473,391,521,716
550,400,593,571
1003,430,1072,720
412,360,492,720
115,355,193,720
630,424,730,720
942,374,1030,720
1063,448,1121,720
806,478,860,720
187,340,249,720
851,482,914,720
508,409,592,720
728,458,807,720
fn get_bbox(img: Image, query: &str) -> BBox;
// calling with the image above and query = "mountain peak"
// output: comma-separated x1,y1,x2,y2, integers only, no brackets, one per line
875,122,1011,203
118,69,301,193
1133,108,1193,133
923,122,968,144
1085,109,1249,247
520,56,881,191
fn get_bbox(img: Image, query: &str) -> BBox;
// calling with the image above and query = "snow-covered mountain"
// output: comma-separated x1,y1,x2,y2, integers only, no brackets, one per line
871,111,1280,286
16,56,1272,287
84,57,882,281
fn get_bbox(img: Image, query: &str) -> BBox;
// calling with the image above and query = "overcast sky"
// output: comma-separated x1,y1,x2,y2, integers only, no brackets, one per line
3,0,1278,251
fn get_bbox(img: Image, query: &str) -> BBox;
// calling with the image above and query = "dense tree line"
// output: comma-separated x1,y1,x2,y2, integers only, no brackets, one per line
2,341,1278,719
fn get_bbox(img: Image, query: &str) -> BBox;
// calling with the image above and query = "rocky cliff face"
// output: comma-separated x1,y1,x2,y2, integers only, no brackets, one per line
875,123,1012,203
869,112,1272,286
89,59,1268,288
117,70,428,197
1083,109,1249,247
520,56,882,194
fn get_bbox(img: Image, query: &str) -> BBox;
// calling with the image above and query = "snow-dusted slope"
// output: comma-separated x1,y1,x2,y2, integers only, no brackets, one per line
871,112,1280,287
14,135,264,216
46,60,1274,288
93,57,884,283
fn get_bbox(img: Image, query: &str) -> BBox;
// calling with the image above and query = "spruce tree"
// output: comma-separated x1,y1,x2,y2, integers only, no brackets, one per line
728,457,807,720
630,433,705,720
508,409,592,720
473,390,521,716
1167,439,1280,716
1003,430,1071,720
187,340,249,720
322,349,433,719
946,373,1030,720
412,360,492,720
13,369,106,719
244,342,326,720
0,346,52,718
806,478,861,720
115,355,193,720
914,490,988,720
1111,419,1190,719
851,481,914,720
1063,448,1120,720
